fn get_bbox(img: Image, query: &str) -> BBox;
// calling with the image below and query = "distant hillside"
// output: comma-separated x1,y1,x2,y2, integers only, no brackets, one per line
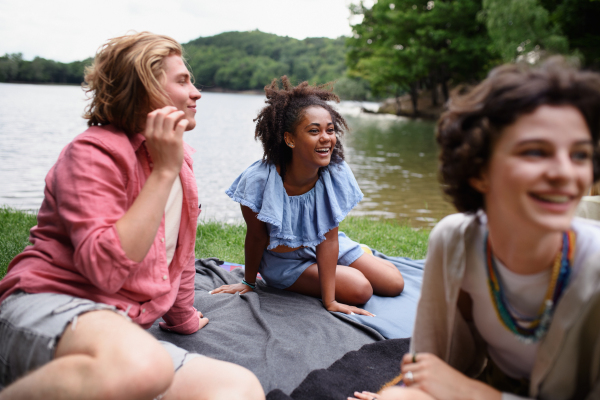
183,30,347,91
0,53,90,84
0,30,354,95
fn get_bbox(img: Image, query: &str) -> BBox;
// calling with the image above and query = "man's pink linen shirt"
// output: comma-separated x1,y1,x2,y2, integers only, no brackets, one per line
0,125,200,334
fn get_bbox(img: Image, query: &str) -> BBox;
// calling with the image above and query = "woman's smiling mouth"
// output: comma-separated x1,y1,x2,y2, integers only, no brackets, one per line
529,192,574,204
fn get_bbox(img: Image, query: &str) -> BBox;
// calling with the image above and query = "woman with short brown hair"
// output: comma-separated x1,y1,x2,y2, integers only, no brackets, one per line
352,58,600,400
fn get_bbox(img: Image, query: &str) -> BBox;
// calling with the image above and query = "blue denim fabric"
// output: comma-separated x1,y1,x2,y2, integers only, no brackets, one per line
226,160,364,250
259,232,365,289
0,292,200,390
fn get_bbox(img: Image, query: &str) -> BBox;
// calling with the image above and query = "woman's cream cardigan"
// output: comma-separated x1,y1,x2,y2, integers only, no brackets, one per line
410,213,600,400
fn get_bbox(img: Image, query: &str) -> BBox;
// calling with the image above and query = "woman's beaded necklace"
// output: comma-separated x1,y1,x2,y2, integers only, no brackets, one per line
484,231,575,343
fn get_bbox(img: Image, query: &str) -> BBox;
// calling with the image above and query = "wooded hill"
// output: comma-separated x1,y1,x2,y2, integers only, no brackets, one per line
183,30,347,90
0,53,91,85
0,30,348,92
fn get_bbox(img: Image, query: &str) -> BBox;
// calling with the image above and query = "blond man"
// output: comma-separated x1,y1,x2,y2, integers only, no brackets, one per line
0,32,264,400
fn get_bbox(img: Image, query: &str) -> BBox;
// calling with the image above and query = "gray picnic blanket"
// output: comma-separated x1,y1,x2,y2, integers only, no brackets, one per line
148,258,384,394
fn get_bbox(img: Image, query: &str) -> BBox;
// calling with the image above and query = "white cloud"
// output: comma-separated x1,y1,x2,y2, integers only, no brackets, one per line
0,0,355,62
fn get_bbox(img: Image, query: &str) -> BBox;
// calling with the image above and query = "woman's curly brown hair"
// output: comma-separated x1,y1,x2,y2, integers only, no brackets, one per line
437,57,600,213
254,76,348,181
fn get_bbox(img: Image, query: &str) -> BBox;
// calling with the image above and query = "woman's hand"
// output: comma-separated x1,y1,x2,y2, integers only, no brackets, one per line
400,353,501,400
349,391,380,400
210,283,254,295
144,106,188,178
198,311,209,330
324,300,374,317
348,388,435,400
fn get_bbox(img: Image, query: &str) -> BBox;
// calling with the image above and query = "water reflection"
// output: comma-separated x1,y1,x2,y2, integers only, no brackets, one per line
0,83,455,227
342,113,455,227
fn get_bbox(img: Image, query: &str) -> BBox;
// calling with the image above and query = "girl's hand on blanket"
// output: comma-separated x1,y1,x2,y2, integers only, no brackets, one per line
209,283,253,295
325,300,374,317
198,311,209,330
400,353,501,400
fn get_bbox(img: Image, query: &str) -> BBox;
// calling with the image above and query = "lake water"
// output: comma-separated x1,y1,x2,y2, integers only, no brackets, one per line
0,83,455,227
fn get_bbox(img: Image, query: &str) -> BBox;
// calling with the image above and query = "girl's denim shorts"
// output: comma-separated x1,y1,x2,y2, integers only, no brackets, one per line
0,291,201,390
259,231,365,289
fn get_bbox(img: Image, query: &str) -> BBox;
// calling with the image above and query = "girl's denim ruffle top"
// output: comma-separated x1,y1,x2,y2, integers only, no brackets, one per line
225,160,363,250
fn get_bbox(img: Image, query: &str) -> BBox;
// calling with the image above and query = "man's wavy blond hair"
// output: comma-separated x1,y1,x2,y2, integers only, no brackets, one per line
83,32,183,136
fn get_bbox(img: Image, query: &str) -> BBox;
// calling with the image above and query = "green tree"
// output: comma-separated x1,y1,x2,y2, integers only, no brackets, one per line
541,0,600,69
347,0,492,115
479,0,569,63
0,53,21,82
0,53,89,84
0,31,348,93
333,76,372,101
184,31,348,91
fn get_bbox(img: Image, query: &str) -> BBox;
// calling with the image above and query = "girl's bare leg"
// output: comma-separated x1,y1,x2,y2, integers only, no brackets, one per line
348,253,404,297
287,263,374,305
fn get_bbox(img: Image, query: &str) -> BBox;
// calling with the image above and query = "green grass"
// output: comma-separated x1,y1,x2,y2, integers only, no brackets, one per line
339,217,430,260
0,207,38,278
0,209,430,277
195,221,247,263
195,217,430,264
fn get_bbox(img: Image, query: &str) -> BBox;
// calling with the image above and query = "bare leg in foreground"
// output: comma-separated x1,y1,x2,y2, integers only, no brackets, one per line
0,310,264,400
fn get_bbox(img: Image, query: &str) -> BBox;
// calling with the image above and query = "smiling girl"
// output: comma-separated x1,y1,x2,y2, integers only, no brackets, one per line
351,59,600,400
211,77,404,315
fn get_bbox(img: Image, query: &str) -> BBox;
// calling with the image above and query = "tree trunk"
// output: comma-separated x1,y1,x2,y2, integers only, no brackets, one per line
430,71,438,106
410,81,419,117
441,79,449,103
395,86,402,116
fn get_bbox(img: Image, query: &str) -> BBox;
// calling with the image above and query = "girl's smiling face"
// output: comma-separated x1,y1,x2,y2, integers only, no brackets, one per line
471,105,594,233
286,106,337,170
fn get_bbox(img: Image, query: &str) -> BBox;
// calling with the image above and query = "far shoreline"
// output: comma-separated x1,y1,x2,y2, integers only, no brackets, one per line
0,81,263,95
1,81,443,119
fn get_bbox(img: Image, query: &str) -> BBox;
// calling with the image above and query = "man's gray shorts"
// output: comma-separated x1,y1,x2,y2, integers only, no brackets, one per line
0,291,202,390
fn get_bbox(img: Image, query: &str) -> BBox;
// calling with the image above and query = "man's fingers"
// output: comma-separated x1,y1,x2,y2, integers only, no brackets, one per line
174,118,189,138
199,317,209,330
145,111,157,138
147,106,178,137
162,110,185,133
150,111,169,140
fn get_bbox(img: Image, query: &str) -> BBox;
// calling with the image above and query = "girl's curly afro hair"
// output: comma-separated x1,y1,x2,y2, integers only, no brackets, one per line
254,76,349,181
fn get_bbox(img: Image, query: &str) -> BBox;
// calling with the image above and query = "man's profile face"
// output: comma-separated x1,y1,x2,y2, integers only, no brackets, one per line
162,55,201,131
